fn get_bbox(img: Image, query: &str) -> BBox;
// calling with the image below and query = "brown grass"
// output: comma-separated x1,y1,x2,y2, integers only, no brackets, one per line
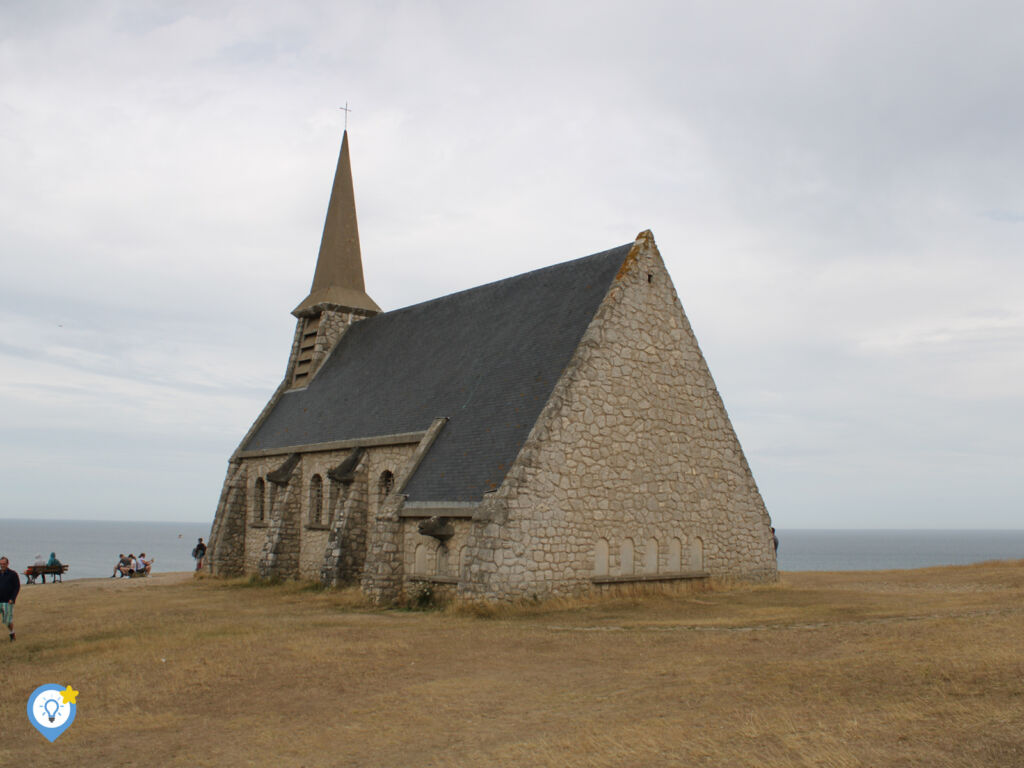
2,562,1023,767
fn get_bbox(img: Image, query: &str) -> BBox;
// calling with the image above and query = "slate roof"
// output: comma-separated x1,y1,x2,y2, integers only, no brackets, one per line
243,243,632,502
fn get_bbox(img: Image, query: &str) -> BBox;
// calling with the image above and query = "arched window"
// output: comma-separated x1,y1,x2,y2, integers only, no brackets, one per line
378,470,395,506
459,546,469,580
668,537,683,572
593,538,609,576
690,536,704,571
644,538,659,574
309,474,324,525
414,543,428,575
436,545,449,576
620,538,634,576
253,478,265,522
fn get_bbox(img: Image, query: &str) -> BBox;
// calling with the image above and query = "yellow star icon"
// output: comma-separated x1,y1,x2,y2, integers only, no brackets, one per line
59,685,78,705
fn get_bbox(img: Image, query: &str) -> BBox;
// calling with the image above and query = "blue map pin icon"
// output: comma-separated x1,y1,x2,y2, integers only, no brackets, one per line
27,684,76,742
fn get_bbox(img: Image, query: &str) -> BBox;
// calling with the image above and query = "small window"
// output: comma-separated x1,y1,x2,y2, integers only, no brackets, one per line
644,538,659,574
620,538,635,575
309,474,324,525
414,543,428,575
378,470,395,505
253,478,265,522
593,539,609,576
690,536,704,570
669,537,682,571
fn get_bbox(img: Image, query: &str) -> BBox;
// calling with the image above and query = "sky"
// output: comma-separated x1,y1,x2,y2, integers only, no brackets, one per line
1,1,1021,528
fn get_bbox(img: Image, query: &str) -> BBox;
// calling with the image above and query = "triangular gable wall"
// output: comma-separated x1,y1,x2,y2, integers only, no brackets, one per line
461,231,776,599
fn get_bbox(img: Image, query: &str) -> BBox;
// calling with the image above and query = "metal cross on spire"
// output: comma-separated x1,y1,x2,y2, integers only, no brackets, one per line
339,102,351,130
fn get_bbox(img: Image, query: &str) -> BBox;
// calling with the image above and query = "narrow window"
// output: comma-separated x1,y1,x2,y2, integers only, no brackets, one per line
414,543,428,575
436,545,449,576
644,538,659,574
593,538,609,576
668,537,682,572
690,536,704,571
620,538,635,575
253,478,265,522
378,470,395,507
309,474,324,525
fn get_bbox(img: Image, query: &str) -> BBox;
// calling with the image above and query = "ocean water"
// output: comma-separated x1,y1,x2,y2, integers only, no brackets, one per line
0,519,210,580
776,529,1024,571
1,521,1022,581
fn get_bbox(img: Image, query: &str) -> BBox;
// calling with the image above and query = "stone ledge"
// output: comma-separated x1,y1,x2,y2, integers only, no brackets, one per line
590,571,709,584
398,503,477,519
409,575,459,585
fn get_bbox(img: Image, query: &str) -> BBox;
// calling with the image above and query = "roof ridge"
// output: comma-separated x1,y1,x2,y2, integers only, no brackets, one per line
373,243,633,320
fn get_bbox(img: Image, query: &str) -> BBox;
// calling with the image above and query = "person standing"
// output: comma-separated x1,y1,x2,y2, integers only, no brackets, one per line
192,538,207,571
0,556,20,641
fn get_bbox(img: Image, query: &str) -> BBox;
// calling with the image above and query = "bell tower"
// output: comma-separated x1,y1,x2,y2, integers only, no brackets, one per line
288,131,380,388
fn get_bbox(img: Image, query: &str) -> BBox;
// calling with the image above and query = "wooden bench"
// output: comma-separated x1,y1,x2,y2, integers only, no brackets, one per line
23,564,69,584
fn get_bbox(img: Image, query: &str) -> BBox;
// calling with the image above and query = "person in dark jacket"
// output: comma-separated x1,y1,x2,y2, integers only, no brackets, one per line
192,538,207,571
0,556,20,641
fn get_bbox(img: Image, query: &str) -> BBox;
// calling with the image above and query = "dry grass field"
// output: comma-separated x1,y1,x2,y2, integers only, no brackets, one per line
2,562,1023,767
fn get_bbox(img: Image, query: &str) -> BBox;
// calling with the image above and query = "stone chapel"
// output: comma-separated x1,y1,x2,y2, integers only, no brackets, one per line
206,131,777,601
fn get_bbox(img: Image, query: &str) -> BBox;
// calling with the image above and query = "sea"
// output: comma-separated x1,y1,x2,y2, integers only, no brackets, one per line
1,521,1023,580
0,519,211,580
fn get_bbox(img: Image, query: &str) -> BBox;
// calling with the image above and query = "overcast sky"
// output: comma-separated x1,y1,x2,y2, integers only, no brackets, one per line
1,1,1021,528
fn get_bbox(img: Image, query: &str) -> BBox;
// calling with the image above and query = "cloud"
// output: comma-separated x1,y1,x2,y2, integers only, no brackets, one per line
0,1,1021,526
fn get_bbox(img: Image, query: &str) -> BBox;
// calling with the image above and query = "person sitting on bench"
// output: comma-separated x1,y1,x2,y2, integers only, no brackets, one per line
111,554,132,578
32,554,47,583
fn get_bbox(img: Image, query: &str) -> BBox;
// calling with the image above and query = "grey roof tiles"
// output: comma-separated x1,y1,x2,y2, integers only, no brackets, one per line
244,243,631,502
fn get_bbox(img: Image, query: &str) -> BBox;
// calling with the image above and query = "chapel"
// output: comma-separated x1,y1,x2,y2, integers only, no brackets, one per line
206,131,777,601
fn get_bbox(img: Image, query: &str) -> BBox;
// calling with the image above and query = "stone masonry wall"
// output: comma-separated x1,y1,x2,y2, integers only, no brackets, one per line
224,444,414,584
362,419,449,603
242,458,276,574
321,455,369,586
459,231,776,601
258,464,302,580
206,461,247,577
402,519,472,581
295,449,351,581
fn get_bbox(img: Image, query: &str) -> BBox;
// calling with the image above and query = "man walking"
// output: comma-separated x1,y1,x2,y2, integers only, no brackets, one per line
0,556,20,641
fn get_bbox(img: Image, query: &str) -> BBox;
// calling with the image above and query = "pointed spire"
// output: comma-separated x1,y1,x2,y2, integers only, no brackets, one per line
293,130,381,316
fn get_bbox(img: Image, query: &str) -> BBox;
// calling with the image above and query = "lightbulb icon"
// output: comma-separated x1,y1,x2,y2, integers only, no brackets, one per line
27,684,77,742
44,698,61,723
